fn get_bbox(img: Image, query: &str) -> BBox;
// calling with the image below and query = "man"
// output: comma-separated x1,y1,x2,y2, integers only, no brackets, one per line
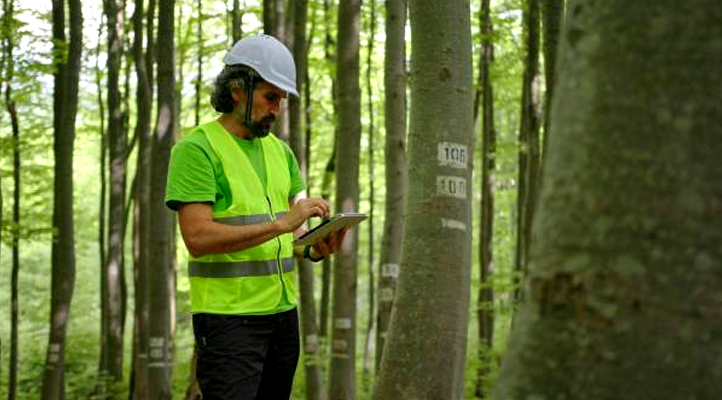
165,34,344,400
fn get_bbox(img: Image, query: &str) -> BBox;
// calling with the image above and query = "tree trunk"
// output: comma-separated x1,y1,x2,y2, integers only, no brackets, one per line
372,1,474,399
194,0,202,126
147,0,176,397
475,1,496,398
362,0,377,382
95,12,108,329
328,0,361,398
129,0,154,396
514,0,541,302
288,2,324,398
318,0,337,344
540,0,563,153
263,0,286,39
101,0,128,383
42,0,82,397
231,0,243,43
4,0,21,396
494,1,722,399
375,0,406,370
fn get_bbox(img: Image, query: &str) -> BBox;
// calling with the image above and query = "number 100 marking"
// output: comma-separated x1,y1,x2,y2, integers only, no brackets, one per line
437,176,467,199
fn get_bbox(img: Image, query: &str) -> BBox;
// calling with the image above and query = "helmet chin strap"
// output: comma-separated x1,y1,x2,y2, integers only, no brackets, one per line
244,70,258,130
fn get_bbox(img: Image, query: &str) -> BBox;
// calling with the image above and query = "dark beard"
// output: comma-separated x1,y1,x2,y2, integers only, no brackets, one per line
246,114,276,138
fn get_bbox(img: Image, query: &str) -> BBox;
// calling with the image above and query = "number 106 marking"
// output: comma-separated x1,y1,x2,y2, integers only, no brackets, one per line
437,176,467,199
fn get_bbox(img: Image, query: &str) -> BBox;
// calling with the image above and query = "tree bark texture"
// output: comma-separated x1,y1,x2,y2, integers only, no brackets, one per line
101,0,128,383
231,0,243,43
129,0,154,396
328,0,361,398
475,0,496,398
42,0,82,397
4,0,21,396
494,2,722,399
361,0,377,381
514,0,541,302
375,0,406,370
147,0,176,397
540,0,563,156
318,0,337,343
372,1,474,399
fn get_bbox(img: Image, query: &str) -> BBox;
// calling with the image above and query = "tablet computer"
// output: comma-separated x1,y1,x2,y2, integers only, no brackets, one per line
293,213,368,246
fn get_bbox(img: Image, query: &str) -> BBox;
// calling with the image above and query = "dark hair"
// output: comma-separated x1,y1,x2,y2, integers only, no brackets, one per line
210,65,264,113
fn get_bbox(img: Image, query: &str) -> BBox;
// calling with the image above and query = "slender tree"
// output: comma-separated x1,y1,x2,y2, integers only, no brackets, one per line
231,0,243,43
96,16,108,317
362,0,377,380
494,1,722,398
372,0,474,399
475,0,496,398
540,0,564,160
129,0,154,396
375,0,406,369
147,0,176,396
328,0,361,398
194,0,202,126
318,0,337,342
41,0,82,397
288,2,325,398
4,0,21,395
100,0,128,384
514,0,541,302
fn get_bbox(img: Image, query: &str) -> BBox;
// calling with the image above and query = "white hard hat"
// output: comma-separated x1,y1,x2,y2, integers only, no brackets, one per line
223,34,299,97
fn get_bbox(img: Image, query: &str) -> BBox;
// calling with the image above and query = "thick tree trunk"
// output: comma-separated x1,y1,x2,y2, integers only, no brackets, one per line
101,0,128,383
328,0,361,398
494,1,722,399
372,1,474,399
475,0,496,398
514,0,541,302
146,0,176,398
375,0,406,370
129,0,154,396
42,0,82,397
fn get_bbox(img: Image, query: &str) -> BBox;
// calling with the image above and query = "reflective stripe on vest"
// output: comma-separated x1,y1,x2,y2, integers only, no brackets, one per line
214,212,288,226
189,257,294,278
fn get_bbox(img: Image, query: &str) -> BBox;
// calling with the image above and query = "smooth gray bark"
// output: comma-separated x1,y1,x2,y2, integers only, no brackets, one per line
42,0,82,397
129,0,153,396
475,0,496,398
514,0,541,302
375,0,406,370
101,0,128,383
494,1,722,399
372,1,474,399
147,0,176,397
328,0,361,398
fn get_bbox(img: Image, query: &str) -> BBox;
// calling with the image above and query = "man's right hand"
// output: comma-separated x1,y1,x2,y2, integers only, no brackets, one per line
277,198,330,233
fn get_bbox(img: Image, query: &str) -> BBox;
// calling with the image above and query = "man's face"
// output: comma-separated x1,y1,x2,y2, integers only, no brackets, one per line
234,81,286,138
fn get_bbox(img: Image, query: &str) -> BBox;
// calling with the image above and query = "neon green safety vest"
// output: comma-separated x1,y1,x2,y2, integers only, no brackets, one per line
188,121,296,315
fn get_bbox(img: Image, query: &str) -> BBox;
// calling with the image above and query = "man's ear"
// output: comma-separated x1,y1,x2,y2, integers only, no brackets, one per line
231,87,243,106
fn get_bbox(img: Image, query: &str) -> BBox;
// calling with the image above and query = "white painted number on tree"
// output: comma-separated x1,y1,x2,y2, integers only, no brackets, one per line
438,142,468,169
437,176,467,199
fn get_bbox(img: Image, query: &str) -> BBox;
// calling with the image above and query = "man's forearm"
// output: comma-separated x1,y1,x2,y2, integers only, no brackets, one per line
184,219,288,258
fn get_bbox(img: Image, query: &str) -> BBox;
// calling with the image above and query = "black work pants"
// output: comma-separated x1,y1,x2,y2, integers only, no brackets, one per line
192,308,300,400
